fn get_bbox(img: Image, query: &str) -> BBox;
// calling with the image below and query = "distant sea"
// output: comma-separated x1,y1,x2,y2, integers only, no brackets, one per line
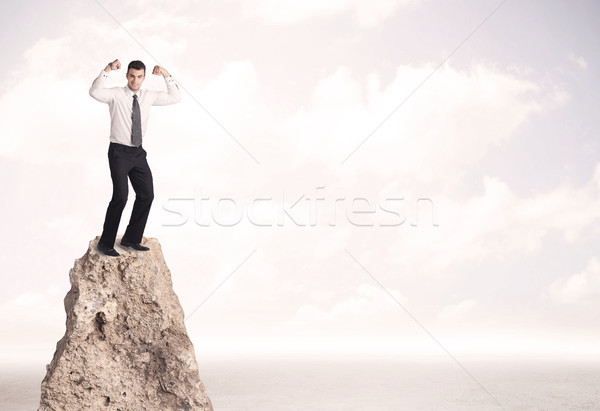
3,356,599,410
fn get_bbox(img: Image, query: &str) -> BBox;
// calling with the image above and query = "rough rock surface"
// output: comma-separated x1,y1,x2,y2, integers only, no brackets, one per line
39,236,213,411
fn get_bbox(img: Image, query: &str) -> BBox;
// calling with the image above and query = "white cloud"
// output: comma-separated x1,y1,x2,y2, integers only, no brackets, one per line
568,53,588,69
286,283,407,335
242,0,418,27
546,257,600,304
0,288,66,346
278,62,545,182
436,299,479,324
382,163,600,274
1,12,555,190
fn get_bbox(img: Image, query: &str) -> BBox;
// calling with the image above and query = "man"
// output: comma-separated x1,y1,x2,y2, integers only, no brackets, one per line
90,59,181,257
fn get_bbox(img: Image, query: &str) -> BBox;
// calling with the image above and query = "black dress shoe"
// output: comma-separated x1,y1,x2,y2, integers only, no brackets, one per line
97,242,120,257
120,239,150,251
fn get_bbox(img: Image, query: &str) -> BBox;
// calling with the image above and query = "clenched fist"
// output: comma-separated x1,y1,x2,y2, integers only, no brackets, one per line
152,65,170,77
104,59,121,72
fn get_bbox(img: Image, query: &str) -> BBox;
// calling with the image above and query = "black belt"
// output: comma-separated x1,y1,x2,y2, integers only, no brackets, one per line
110,142,143,152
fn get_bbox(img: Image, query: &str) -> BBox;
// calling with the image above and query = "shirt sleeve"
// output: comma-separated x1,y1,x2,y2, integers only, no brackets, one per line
89,70,118,103
152,76,182,106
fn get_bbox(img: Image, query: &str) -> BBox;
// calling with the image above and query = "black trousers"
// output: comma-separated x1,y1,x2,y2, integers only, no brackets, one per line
99,142,154,247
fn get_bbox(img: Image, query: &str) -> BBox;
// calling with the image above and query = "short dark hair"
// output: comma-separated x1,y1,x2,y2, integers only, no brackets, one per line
127,60,146,74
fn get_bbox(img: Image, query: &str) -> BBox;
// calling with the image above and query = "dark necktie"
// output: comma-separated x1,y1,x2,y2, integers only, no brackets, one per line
131,94,142,147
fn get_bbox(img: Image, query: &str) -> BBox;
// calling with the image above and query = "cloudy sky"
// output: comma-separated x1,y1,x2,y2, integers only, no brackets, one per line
1,0,599,363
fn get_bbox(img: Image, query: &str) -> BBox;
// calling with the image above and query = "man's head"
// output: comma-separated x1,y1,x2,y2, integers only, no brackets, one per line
126,60,146,93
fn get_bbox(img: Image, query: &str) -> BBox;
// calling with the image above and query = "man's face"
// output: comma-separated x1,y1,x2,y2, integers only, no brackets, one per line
126,68,145,93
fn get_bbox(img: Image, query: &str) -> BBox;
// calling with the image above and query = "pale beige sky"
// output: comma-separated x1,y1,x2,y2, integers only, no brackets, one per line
1,0,599,362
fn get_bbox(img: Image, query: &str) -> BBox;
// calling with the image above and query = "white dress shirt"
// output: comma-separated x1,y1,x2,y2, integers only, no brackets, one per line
89,70,182,147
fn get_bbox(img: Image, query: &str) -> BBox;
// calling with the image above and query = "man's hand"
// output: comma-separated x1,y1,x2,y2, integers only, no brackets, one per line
104,59,121,73
152,65,170,77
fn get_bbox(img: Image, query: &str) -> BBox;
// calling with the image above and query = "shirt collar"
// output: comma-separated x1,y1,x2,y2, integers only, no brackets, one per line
124,86,143,98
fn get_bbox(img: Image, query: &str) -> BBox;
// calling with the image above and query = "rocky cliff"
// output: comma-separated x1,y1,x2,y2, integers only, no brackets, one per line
39,237,213,411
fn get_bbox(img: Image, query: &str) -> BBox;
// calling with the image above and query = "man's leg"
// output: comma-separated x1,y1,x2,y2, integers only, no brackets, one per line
122,148,154,244
99,148,130,248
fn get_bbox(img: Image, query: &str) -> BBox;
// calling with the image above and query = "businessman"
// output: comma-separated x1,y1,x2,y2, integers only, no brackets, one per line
90,59,181,257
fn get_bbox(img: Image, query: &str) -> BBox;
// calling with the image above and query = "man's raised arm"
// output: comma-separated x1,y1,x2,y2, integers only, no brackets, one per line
89,59,121,103
152,65,182,106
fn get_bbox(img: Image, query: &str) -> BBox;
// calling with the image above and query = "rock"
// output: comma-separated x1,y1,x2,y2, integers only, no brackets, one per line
39,236,213,411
